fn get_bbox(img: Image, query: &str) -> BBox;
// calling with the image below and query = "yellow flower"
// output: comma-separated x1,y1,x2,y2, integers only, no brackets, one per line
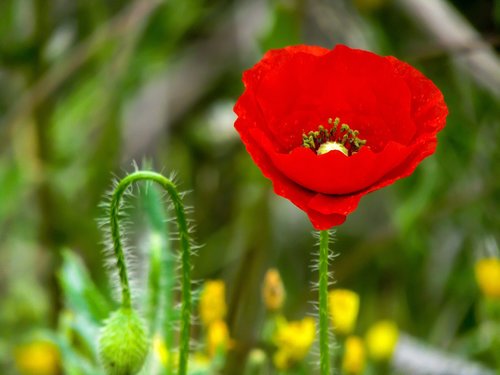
475,258,500,299
328,289,360,335
153,334,169,365
262,268,286,312
273,316,315,370
192,352,211,369
207,319,231,357
199,280,227,327
365,320,399,361
153,334,180,370
342,336,365,375
14,340,60,375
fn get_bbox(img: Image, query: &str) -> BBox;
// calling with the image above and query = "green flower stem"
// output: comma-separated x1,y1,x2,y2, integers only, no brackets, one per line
146,232,162,331
319,230,331,375
141,183,177,374
109,170,192,375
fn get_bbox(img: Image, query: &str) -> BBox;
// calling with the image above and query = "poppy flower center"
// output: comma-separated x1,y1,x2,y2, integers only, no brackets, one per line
302,117,366,156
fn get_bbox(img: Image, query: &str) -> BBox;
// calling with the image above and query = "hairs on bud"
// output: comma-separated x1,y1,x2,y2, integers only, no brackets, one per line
98,308,149,375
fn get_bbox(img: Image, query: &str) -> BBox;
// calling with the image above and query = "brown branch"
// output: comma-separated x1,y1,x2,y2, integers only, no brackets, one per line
395,0,500,96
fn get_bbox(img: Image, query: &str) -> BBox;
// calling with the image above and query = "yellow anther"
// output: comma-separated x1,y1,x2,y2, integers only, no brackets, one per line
302,117,366,155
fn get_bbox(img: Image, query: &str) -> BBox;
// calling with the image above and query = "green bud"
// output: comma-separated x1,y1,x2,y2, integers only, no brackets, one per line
98,308,149,375
244,349,267,375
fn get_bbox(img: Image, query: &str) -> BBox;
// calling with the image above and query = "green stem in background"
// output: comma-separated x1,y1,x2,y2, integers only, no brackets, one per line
146,232,163,331
109,170,192,375
319,230,331,375
141,182,177,375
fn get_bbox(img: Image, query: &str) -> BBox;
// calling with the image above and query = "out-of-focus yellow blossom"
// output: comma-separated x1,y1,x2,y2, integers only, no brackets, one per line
199,280,227,327
153,335,180,370
192,353,210,368
153,334,169,365
342,336,365,374
262,268,286,312
14,340,60,375
273,316,315,370
366,320,399,361
475,258,500,299
207,319,231,357
328,289,360,335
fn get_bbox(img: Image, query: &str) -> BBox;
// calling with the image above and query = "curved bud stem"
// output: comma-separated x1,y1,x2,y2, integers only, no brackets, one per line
109,170,192,375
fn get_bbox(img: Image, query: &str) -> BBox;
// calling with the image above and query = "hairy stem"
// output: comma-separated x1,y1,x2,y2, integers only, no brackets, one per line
109,170,192,375
319,230,331,375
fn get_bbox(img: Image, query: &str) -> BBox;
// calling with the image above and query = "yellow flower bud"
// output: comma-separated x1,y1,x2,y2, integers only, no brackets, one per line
328,289,360,335
199,280,227,327
273,316,315,370
342,336,365,375
262,268,286,312
365,320,399,362
475,258,500,299
207,319,231,357
14,340,60,375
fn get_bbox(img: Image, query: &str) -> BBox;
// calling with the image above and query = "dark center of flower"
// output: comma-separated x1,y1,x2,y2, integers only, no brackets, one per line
302,117,366,156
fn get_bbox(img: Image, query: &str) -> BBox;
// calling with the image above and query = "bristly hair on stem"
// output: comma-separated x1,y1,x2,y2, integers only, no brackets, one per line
311,229,336,375
100,170,194,375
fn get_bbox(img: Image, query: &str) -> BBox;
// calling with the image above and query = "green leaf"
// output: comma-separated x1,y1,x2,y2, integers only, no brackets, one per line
58,249,111,322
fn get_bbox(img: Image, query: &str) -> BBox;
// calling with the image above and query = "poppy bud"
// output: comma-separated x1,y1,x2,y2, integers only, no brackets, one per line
244,349,267,374
98,308,149,375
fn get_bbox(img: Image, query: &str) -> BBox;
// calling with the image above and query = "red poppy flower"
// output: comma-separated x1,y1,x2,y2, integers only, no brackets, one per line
234,45,448,230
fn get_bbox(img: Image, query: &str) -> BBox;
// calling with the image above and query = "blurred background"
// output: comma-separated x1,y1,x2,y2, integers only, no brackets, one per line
0,0,499,374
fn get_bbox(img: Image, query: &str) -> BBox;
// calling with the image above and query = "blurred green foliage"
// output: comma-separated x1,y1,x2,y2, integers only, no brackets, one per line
0,0,499,374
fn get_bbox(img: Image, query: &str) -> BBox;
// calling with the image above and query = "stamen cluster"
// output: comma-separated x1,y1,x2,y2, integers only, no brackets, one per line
302,118,366,155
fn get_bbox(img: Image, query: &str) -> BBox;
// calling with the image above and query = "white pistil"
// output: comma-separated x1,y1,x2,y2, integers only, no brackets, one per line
317,141,349,156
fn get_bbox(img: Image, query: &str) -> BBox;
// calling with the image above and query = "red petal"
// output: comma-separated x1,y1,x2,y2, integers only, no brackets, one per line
236,117,359,229
386,56,448,139
242,45,417,152
247,127,416,195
